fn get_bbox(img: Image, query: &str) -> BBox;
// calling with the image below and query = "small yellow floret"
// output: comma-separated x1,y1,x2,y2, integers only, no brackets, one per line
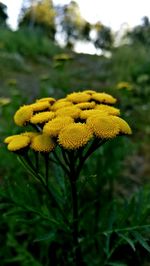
95,104,120,116
83,90,96,95
30,101,50,112
91,92,117,104
14,105,33,126
51,101,73,111
30,134,55,152
36,97,56,104
66,92,91,103
21,132,39,139
76,101,96,110
87,115,120,139
109,116,132,135
55,106,81,119
58,123,93,150
8,135,30,151
43,116,74,137
80,109,107,120
117,82,132,90
4,135,20,144
30,111,55,124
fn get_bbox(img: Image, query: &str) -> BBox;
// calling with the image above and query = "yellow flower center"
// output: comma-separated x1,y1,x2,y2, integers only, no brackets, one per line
30,134,55,152
58,123,93,149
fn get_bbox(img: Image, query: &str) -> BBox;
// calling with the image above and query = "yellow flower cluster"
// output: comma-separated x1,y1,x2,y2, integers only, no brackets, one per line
117,81,133,91
4,90,132,152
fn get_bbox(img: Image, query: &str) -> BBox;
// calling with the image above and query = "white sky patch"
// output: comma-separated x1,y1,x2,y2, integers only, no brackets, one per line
1,0,150,30
1,0,23,29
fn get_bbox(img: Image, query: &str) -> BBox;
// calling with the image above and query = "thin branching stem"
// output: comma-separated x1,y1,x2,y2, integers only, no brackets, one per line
44,153,49,187
66,151,85,265
19,153,70,228
53,150,70,175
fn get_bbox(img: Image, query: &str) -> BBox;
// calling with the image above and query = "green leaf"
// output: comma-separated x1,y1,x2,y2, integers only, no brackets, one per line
132,231,150,252
107,263,127,266
117,232,136,251
34,231,56,242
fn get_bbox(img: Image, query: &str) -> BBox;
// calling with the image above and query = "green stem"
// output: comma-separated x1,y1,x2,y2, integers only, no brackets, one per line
67,152,85,265
53,150,69,175
44,153,49,187
19,154,70,228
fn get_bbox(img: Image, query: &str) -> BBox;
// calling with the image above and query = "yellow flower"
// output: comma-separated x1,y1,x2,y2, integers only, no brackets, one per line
14,105,33,126
51,101,73,111
43,116,74,137
83,90,96,95
55,106,81,119
58,123,93,150
21,132,39,139
55,98,68,103
66,92,91,103
91,92,117,104
30,111,55,124
7,135,30,151
53,53,73,61
30,101,50,112
80,109,107,120
75,101,96,110
7,79,17,86
117,82,132,90
4,134,20,144
30,134,55,152
95,104,120,116
0,97,11,106
109,116,132,135
87,114,120,139
36,97,56,104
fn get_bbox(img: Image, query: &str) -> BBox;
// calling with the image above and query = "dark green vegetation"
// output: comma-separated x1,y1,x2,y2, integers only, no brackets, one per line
0,25,150,265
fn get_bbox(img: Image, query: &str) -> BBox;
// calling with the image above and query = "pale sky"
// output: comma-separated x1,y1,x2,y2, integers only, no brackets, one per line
1,0,150,30
1,0,150,53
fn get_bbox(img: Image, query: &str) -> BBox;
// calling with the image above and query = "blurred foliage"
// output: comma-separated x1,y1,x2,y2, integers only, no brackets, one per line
127,16,150,47
56,0,89,48
19,0,56,40
0,2,8,27
0,28,62,60
93,22,114,51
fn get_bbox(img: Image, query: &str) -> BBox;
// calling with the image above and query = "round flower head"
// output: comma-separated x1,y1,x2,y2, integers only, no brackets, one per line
56,98,68,103
43,116,74,137
66,92,91,103
30,111,55,124
76,101,96,110
58,123,93,150
108,116,132,135
30,101,50,112
91,92,117,104
95,104,120,116
80,109,107,120
87,114,120,139
36,97,56,104
117,82,132,90
83,90,96,95
51,100,73,111
14,105,33,126
4,134,21,144
7,135,30,151
55,106,81,119
30,134,55,152
21,131,39,139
